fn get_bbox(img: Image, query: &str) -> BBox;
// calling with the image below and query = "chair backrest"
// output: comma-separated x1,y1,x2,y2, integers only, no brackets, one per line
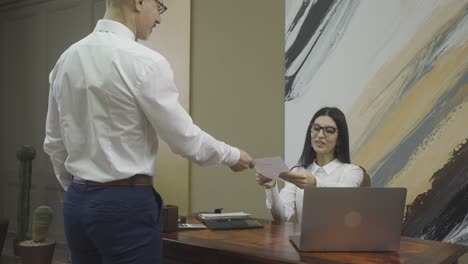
359,166,371,187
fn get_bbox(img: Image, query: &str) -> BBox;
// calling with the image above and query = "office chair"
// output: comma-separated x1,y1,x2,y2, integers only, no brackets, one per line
359,166,371,187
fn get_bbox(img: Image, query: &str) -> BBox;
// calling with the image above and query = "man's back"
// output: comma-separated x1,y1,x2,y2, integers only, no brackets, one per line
45,19,241,188
49,20,168,181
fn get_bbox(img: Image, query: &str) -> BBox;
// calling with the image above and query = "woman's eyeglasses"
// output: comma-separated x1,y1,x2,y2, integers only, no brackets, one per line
155,0,167,14
310,123,337,137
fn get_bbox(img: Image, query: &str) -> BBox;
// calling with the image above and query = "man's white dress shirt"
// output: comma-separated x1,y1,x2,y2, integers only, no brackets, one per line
265,159,363,222
44,20,240,190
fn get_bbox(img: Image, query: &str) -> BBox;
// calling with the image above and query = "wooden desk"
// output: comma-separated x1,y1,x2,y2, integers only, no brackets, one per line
163,220,468,264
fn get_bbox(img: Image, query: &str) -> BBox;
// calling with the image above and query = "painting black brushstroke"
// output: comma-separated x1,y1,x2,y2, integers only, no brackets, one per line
402,139,468,244
285,0,359,102
285,0,335,101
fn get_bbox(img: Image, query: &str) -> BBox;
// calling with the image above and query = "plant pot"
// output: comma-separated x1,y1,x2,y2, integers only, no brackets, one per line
0,218,8,256
13,238,19,256
18,239,56,264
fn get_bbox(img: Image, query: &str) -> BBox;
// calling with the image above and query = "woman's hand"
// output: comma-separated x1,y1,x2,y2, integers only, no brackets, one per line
256,173,276,189
279,171,316,189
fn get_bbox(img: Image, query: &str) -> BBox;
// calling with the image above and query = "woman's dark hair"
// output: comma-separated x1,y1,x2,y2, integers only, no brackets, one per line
296,107,350,168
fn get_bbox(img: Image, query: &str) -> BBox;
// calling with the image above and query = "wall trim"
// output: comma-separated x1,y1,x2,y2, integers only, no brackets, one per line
0,0,50,10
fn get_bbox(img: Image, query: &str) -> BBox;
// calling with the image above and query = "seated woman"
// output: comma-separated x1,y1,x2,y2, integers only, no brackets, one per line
257,107,363,222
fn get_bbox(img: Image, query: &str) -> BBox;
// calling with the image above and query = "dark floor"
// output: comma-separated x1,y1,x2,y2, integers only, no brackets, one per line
1,234,70,264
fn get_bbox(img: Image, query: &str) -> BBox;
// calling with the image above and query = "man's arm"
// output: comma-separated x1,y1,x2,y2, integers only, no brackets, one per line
134,58,253,170
43,74,72,190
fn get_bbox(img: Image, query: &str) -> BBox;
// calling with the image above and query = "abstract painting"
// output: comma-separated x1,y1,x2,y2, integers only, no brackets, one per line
285,0,468,244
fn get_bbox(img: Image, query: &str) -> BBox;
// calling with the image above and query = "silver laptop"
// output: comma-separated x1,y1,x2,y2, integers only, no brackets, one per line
290,187,407,252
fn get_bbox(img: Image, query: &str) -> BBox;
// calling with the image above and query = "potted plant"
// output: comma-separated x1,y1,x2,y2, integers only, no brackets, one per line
0,217,8,256
17,206,55,264
14,145,35,255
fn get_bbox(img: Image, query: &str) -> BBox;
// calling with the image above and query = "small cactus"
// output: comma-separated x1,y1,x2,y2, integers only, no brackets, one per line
32,206,53,243
16,145,36,242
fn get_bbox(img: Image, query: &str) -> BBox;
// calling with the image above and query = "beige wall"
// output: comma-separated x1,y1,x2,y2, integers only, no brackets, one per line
140,0,191,216
190,0,284,219
141,0,284,218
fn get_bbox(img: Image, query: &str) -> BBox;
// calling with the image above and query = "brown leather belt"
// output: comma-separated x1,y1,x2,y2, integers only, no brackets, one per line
73,174,153,186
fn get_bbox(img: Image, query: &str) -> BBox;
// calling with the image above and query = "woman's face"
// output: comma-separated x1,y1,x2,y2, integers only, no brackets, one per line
310,115,338,157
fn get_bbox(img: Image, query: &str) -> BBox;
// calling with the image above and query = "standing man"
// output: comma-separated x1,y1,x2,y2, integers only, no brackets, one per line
44,0,255,263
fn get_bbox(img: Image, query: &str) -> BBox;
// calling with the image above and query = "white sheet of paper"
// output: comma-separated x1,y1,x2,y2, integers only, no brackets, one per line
254,157,289,180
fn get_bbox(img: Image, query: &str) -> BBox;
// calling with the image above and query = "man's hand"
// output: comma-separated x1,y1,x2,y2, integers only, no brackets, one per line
279,171,316,189
255,173,276,189
230,149,255,172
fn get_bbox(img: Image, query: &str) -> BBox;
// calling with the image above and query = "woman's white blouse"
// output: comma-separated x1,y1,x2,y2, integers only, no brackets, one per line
265,159,364,222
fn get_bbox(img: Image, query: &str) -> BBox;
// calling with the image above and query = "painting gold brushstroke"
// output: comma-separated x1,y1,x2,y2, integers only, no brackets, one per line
348,1,468,206
348,3,467,180
348,0,467,156
351,42,467,175
388,97,468,203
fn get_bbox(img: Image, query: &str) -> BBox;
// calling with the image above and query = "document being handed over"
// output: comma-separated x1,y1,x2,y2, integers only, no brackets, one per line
254,157,290,180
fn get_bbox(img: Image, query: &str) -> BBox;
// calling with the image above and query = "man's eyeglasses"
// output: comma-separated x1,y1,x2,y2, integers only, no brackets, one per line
310,123,337,137
155,0,167,14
